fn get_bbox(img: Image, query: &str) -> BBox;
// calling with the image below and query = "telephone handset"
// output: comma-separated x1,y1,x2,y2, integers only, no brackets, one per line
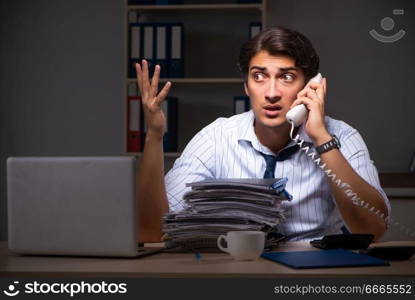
286,73,323,127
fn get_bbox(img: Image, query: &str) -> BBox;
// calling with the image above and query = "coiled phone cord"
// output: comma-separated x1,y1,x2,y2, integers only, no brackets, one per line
289,122,415,238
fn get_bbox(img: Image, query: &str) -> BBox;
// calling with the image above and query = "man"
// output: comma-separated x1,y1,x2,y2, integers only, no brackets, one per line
136,27,390,242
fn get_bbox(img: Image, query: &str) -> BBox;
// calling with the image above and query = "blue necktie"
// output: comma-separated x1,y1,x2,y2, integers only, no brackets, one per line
261,145,300,178
262,154,277,178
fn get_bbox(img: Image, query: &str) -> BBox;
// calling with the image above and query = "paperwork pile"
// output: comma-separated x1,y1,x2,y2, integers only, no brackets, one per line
163,178,292,249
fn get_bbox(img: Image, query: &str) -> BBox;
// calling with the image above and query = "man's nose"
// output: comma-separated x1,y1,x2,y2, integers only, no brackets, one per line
265,80,281,102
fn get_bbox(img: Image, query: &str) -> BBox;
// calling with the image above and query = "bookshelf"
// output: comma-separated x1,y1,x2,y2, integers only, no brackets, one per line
124,0,266,157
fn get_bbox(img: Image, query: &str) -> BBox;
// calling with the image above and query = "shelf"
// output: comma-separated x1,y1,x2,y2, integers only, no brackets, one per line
126,152,181,158
379,173,415,188
383,188,415,199
127,78,244,84
127,4,262,11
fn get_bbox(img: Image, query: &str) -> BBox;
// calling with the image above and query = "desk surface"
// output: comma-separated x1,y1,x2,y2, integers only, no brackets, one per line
0,242,414,278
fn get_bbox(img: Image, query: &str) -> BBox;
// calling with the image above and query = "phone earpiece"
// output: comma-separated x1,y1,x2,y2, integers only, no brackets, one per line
310,73,322,85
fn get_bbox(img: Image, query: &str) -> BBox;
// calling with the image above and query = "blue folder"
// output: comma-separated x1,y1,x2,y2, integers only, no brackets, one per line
261,249,389,269
155,23,169,78
233,96,250,115
128,23,142,78
249,22,262,39
168,23,184,78
141,23,156,79
128,22,157,79
162,96,178,152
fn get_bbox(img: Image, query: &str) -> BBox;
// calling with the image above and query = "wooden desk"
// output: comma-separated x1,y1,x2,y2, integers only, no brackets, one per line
1,242,414,278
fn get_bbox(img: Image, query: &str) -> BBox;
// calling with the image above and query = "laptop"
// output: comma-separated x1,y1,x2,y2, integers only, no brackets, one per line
7,156,164,257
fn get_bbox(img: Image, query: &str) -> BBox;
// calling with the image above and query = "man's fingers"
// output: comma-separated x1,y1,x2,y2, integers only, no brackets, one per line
150,65,160,97
290,98,310,109
297,88,307,98
290,97,320,111
307,82,324,103
142,59,150,96
135,63,143,96
290,99,303,109
155,81,172,106
322,78,327,97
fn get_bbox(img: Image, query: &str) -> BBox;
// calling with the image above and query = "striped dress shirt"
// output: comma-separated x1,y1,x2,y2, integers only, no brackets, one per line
165,110,391,241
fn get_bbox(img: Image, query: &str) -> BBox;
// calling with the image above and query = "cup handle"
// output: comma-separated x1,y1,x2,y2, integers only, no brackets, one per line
217,235,229,253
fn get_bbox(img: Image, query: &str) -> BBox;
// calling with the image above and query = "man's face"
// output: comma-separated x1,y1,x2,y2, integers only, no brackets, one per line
244,50,306,130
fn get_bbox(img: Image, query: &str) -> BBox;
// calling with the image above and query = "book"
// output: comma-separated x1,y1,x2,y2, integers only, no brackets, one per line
128,23,142,78
233,96,250,114
142,24,155,78
155,23,168,78
262,249,390,269
249,22,262,38
161,96,178,152
127,83,142,152
128,22,184,79
168,23,184,78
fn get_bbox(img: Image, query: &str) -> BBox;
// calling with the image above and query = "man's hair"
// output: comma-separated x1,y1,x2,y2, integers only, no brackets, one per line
237,26,319,84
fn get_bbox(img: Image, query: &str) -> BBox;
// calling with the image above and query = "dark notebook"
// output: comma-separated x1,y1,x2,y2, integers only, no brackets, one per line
261,249,389,269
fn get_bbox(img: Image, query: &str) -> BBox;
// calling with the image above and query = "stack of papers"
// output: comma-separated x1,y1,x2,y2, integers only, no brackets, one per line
163,178,292,249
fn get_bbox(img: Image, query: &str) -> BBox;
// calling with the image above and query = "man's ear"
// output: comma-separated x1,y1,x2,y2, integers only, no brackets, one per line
244,81,249,97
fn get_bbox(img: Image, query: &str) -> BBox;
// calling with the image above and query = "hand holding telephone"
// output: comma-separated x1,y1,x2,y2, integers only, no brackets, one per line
286,73,323,126
286,73,413,239
286,73,393,239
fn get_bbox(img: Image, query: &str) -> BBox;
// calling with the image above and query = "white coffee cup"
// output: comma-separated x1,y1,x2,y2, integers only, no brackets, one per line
217,231,265,261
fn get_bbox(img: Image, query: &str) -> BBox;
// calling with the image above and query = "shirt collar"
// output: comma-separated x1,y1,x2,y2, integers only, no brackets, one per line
237,110,314,155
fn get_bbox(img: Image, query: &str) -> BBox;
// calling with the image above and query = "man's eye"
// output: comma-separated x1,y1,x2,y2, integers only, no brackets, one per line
282,73,295,82
253,73,265,81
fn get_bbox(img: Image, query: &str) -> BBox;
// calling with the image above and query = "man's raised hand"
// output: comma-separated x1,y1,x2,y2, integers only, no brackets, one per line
135,59,172,138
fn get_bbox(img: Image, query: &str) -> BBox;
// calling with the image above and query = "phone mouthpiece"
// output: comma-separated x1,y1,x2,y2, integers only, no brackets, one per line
286,104,308,127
